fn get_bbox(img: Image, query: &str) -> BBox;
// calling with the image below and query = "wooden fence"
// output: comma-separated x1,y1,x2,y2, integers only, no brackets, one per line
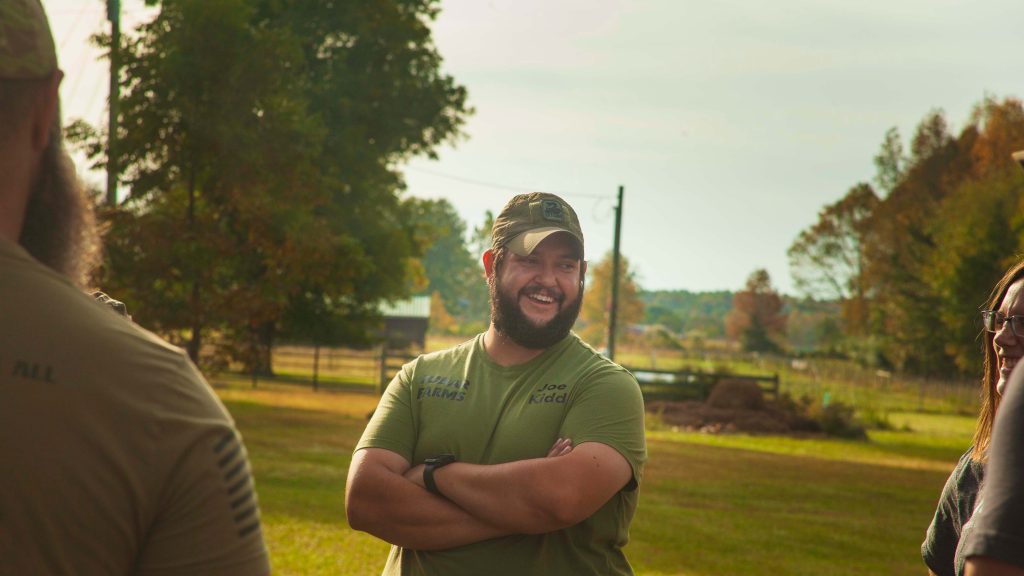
626,367,780,402
269,345,418,393
264,346,780,403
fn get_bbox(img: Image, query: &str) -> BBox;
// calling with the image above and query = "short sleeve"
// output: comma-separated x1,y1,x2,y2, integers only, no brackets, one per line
136,363,270,576
960,369,1024,569
354,361,417,463
560,368,646,489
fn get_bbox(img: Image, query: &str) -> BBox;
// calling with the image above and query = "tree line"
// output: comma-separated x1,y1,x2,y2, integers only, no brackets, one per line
788,95,1024,376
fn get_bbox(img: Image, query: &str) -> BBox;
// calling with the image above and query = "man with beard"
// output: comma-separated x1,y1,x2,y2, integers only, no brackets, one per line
0,2,270,574
347,192,647,575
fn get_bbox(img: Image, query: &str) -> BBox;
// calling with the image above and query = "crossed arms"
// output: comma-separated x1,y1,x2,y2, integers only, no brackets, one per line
345,439,632,551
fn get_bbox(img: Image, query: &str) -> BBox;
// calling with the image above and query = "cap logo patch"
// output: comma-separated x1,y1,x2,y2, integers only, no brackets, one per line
541,200,565,223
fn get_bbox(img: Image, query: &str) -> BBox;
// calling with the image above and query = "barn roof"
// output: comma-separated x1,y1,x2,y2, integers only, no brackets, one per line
380,295,431,319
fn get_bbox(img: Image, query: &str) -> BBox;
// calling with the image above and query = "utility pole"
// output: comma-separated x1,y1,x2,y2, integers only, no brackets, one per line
106,0,121,206
607,185,624,360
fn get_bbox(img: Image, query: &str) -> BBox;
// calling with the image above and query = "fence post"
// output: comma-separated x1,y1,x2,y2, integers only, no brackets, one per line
378,346,388,396
312,344,320,392
772,373,779,400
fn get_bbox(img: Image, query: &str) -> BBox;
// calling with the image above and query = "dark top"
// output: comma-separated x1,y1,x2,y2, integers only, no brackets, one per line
922,448,985,576
960,367,1024,570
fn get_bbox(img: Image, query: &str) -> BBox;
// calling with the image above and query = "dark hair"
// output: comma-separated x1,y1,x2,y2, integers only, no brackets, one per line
972,259,1024,461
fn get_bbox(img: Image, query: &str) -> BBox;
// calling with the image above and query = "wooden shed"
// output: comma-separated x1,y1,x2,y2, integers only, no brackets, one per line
379,296,431,349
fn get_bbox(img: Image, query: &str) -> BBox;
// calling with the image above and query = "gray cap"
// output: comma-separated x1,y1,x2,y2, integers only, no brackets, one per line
0,0,57,80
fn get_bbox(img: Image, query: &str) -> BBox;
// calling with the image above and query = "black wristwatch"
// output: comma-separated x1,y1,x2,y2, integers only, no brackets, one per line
423,454,456,497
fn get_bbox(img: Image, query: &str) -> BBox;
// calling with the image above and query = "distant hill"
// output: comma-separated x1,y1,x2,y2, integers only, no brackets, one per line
640,290,732,339
641,289,840,350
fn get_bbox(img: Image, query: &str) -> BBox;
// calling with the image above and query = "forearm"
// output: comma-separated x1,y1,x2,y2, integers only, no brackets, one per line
433,457,574,534
346,450,510,550
421,441,630,535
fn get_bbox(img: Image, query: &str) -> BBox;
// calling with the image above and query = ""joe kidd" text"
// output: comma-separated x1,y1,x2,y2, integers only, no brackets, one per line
529,382,568,405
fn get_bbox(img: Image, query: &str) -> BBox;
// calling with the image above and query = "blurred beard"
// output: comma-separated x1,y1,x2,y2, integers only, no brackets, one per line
489,274,583,350
18,120,101,288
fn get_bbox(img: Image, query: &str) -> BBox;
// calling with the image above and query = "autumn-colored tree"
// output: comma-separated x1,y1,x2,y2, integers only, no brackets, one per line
788,182,878,335
861,109,968,374
925,98,1024,372
794,95,1024,376
927,170,1024,372
873,127,906,196
428,291,458,335
966,96,1024,178
725,269,787,353
578,252,644,348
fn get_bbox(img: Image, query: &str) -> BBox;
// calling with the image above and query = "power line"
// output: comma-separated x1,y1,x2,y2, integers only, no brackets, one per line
407,165,611,201
57,3,91,51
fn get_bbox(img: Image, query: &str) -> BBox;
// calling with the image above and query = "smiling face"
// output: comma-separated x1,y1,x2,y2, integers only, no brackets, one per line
993,278,1024,395
487,232,585,350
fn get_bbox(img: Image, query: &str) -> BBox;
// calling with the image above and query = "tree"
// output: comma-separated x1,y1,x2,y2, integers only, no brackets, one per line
578,252,645,348
873,127,906,196
427,290,457,335
407,199,487,331
77,0,471,370
925,97,1024,372
88,0,327,370
725,269,787,353
469,209,495,261
861,109,966,374
640,289,731,339
788,183,878,336
797,95,1024,376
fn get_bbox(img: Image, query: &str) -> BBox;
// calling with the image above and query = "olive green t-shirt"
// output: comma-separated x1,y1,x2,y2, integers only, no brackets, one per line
0,239,270,575
355,332,647,576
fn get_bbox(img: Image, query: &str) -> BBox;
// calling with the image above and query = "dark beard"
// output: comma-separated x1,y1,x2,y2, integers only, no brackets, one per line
489,275,583,350
18,119,101,287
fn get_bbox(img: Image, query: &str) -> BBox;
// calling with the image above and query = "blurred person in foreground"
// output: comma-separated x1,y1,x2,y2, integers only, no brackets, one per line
0,1,270,573
346,192,647,575
959,152,1024,576
922,151,1024,576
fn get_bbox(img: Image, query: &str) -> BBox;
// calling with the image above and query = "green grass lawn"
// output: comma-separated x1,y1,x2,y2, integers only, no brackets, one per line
213,375,970,575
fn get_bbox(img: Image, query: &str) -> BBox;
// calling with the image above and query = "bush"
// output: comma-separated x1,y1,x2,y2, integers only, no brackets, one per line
813,402,868,440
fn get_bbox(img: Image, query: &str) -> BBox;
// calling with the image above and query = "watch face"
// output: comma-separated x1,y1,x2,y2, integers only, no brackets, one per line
428,454,456,466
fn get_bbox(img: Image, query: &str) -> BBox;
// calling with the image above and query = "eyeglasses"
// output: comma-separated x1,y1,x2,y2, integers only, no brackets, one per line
981,310,1024,338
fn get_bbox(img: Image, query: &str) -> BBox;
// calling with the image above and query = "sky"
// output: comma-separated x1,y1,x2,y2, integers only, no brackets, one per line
43,0,1024,295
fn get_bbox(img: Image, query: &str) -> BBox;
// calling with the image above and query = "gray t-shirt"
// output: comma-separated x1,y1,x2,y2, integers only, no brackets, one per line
922,448,985,576
959,367,1024,570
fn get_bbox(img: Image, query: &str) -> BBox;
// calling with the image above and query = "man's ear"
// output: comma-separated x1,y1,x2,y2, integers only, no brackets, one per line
31,70,63,152
482,249,496,277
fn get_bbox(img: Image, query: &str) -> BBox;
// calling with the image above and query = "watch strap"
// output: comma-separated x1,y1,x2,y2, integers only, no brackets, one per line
423,454,456,497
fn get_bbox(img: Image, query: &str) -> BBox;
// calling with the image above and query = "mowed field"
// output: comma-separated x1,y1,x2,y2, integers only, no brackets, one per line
212,375,972,576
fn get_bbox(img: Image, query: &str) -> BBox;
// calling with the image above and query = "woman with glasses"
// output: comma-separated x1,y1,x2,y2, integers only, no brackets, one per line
922,260,1024,576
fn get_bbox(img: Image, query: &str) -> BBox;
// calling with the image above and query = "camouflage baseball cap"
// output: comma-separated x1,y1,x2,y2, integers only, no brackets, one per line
491,192,584,257
0,0,57,80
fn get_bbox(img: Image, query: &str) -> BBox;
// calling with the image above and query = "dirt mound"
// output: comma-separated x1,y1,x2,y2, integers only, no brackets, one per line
705,379,765,411
648,380,819,435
